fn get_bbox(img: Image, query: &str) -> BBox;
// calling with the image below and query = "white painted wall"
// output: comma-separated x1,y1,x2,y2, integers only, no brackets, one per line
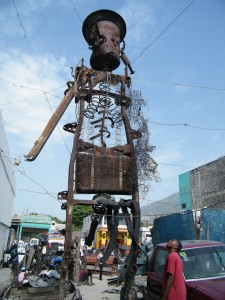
0,112,16,261
140,226,152,243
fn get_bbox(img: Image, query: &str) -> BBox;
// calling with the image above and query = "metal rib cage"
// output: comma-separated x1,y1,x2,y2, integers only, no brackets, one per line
84,79,123,145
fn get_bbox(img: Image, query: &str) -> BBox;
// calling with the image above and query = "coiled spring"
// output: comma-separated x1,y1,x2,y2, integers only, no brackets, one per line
84,75,123,145
84,95,99,119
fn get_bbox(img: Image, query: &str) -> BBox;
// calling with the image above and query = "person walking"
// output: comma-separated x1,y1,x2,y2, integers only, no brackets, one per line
97,249,104,280
162,239,186,300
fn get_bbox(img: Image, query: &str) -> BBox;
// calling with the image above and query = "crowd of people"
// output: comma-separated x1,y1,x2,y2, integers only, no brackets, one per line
16,241,107,288
15,237,189,299
16,239,63,287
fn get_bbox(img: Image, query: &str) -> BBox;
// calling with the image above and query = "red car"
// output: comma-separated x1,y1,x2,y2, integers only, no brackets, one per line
147,240,225,300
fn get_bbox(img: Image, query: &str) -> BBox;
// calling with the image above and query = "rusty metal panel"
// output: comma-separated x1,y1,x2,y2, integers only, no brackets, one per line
76,152,132,194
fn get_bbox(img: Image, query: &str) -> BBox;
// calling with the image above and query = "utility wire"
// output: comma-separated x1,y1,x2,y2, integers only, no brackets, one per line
1,148,60,202
0,76,59,93
2,70,224,103
15,170,57,200
0,76,66,93
143,201,180,207
132,0,196,64
13,0,71,155
2,74,225,105
150,120,225,131
70,0,83,24
0,87,65,105
88,211,180,218
158,162,195,168
16,170,61,203
134,77,225,91
18,188,57,196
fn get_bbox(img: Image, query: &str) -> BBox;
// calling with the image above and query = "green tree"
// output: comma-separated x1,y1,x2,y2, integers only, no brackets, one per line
141,219,152,227
51,216,65,224
72,205,93,230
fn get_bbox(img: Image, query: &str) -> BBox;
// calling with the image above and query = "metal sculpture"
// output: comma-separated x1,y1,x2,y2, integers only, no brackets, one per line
25,9,158,299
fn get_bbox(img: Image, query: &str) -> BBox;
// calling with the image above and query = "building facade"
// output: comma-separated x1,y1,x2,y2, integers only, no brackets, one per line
179,156,225,210
12,214,52,242
0,112,16,261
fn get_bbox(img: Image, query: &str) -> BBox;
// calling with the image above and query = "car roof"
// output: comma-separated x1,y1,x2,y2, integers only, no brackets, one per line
156,240,225,249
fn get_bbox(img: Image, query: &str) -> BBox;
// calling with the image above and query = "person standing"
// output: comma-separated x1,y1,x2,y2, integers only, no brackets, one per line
9,241,18,266
80,247,86,268
97,249,104,280
41,240,47,259
162,239,186,300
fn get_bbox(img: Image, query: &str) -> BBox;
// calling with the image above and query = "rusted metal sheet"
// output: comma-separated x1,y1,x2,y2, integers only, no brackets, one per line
75,152,133,194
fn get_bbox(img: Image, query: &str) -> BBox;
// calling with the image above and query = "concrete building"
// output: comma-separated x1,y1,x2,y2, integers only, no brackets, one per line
0,112,17,261
11,214,52,242
179,156,225,210
11,214,66,245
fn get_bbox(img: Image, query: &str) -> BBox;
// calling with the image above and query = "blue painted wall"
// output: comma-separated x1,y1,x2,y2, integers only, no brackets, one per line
179,171,191,210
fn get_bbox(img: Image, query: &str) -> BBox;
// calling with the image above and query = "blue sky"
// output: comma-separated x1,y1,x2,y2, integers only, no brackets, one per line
0,0,225,220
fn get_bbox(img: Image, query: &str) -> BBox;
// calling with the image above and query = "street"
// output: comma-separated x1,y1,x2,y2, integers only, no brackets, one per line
0,267,145,300
78,274,121,300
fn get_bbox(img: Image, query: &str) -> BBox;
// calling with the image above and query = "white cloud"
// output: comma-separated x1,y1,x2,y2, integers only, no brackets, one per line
0,49,70,149
119,0,156,52
0,0,51,38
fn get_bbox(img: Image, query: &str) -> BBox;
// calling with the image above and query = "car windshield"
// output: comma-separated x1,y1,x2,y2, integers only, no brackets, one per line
181,245,225,280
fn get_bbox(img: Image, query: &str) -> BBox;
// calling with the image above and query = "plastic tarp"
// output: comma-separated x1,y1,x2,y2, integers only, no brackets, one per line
151,210,197,246
201,208,225,243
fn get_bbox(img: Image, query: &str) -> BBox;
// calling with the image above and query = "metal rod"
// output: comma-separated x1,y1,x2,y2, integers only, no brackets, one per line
24,86,74,161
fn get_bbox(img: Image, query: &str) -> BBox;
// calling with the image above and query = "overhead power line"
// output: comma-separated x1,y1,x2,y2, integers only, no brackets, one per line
18,188,57,196
158,162,195,168
150,120,225,131
0,85,65,106
70,0,83,24
0,76,66,93
13,0,71,155
132,0,196,64
134,77,225,91
0,76,55,92
15,169,57,200
1,149,60,202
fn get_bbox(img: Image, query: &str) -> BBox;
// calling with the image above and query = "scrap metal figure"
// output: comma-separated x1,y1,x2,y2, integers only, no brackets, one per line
25,10,158,299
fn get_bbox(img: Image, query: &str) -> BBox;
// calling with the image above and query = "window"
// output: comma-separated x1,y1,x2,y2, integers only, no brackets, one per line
182,246,225,280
